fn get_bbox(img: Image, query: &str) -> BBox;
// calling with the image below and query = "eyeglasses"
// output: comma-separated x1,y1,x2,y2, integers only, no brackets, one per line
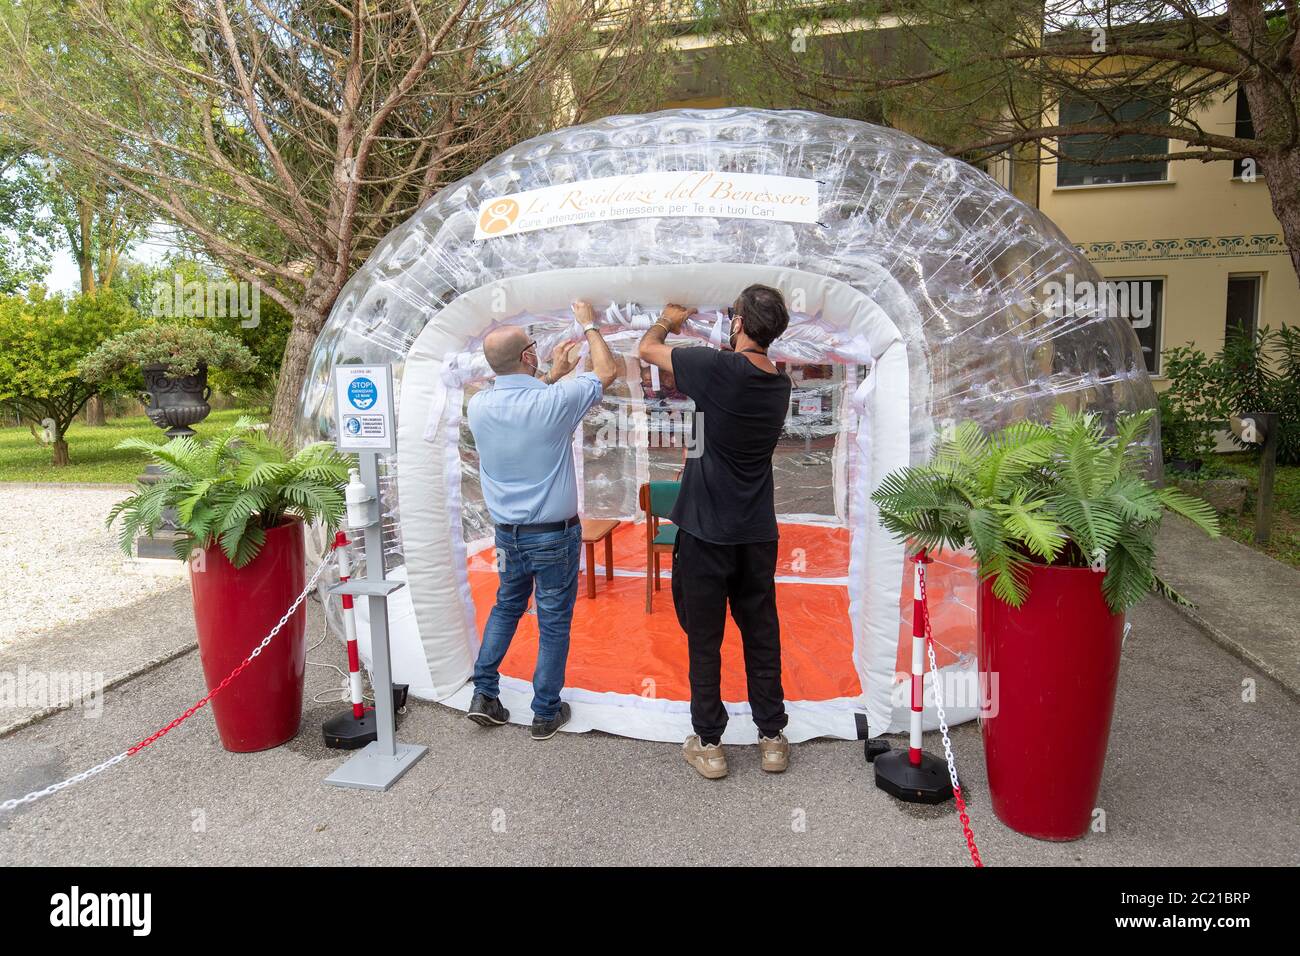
727,307,742,321
520,339,537,361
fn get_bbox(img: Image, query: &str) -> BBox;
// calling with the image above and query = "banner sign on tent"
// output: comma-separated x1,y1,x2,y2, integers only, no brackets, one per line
473,171,820,239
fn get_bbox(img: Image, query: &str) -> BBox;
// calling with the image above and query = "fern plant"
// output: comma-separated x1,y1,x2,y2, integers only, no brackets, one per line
870,406,1220,613
108,416,351,567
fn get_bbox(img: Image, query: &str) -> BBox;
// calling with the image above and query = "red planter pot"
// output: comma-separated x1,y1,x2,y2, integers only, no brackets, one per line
978,563,1125,841
190,519,307,753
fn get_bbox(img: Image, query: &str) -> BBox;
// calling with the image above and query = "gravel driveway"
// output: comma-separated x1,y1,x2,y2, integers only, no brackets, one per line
0,481,192,728
0,484,187,652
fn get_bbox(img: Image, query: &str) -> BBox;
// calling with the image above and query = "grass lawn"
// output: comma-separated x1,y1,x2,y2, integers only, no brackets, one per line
0,409,264,484
1215,452,1300,569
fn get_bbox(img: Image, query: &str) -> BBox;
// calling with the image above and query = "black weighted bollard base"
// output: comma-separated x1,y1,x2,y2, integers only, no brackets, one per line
323,684,410,750
873,748,954,804
323,710,377,750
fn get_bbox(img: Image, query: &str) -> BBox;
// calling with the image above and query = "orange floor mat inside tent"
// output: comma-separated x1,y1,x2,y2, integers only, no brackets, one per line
466,522,862,702
466,522,980,703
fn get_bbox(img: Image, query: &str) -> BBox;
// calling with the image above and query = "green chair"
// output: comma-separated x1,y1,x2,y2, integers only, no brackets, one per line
639,481,680,612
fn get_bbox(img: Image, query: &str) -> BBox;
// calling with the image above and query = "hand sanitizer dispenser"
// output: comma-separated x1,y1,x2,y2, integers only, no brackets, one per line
345,467,377,529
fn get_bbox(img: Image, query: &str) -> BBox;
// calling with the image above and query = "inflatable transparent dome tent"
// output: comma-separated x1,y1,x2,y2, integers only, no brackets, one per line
297,107,1157,743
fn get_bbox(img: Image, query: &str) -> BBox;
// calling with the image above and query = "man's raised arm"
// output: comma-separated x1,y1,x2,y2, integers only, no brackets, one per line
573,300,618,387
638,303,695,372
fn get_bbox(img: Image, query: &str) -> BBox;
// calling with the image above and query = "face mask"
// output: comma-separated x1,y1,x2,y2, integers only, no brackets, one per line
729,318,740,351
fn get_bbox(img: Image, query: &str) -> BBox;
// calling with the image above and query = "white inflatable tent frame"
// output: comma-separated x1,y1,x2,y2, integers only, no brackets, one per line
310,107,1159,747
355,261,981,743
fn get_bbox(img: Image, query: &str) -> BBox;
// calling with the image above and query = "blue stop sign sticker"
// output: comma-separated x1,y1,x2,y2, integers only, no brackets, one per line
348,376,378,410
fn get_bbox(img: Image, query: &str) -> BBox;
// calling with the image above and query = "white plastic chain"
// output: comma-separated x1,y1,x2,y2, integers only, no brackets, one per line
0,751,130,812
0,552,336,814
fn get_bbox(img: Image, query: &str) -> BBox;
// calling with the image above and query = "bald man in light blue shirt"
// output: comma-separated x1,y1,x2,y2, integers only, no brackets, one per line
465,302,618,740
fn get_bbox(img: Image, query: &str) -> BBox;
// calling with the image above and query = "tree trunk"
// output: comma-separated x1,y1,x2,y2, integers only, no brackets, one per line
78,200,97,295
1259,150,1300,285
84,394,106,426
1229,2,1300,287
268,282,336,444
52,438,70,467
78,256,95,296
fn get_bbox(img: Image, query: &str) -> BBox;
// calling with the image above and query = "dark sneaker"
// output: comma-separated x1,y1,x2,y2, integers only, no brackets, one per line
530,701,571,740
467,692,509,727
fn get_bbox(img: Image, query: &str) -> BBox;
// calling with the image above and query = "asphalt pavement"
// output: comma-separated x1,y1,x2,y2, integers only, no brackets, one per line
1,587,1295,866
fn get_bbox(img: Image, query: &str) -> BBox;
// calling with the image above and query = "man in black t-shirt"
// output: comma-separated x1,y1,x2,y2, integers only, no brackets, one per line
638,285,794,780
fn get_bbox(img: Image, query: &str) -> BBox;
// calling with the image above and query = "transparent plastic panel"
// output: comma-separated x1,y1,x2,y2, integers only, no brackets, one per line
298,105,1158,599
444,310,854,485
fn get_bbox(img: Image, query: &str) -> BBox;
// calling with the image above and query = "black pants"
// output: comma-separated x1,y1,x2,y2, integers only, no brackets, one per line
671,529,788,740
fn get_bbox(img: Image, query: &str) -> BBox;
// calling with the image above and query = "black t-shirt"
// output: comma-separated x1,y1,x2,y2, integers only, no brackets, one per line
668,346,792,544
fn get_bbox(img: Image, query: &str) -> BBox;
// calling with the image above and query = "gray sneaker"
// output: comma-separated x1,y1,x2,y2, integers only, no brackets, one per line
530,701,571,740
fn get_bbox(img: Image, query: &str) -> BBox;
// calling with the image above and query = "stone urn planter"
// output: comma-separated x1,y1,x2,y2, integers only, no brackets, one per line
136,363,213,557
81,325,256,560
142,362,213,439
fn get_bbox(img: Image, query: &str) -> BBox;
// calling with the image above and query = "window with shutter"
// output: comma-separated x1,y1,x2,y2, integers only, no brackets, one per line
1057,89,1170,186
1225,275,1261,342
1128,278,1165,375
1232,87,1261,180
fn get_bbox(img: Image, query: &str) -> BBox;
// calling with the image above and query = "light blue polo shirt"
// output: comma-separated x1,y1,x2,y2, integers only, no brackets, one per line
467,372,603,525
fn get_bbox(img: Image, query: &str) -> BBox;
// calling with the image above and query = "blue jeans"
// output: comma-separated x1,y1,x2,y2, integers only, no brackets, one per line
473,523,581,720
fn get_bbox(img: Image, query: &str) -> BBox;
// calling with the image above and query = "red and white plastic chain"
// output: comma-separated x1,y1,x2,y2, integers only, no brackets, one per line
0,546,338,814
917,559,984,868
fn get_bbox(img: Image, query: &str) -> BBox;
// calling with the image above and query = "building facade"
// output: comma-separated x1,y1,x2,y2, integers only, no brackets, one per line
647,12,1296,379
1038,86,1299,381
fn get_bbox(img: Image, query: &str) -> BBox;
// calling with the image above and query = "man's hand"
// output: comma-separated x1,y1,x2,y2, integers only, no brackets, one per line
572,300,598,328
639,302,695,373
661,303,696,334
543,342,581,384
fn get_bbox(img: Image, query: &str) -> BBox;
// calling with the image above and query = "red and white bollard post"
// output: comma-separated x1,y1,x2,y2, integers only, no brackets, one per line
871,549,955,804
908,550,928,767
322,531,378,749
337,531,365,721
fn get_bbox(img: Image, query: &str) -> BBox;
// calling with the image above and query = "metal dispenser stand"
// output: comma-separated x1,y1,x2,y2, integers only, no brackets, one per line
324,364,427,792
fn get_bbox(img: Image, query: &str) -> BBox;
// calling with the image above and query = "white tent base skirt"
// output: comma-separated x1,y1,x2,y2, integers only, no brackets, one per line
440,681,863,744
